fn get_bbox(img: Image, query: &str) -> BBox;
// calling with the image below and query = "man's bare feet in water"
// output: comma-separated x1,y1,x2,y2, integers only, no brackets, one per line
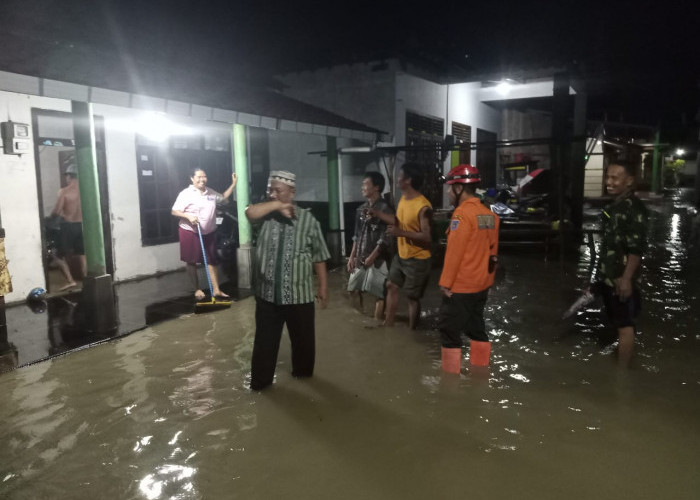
364,321,392,330
59,282,77,291
194,289,206,301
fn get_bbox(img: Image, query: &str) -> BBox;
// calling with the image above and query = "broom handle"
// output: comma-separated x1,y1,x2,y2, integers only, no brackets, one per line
196,223,215,297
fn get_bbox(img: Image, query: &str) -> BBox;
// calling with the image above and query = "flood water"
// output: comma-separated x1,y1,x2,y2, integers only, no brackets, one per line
1,190,699,499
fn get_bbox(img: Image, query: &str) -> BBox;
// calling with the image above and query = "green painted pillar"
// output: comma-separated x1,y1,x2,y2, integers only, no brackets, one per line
651,128,661,193
233,124,251,246
326,137,341,263
71,101,106,276
232,124,254,290
71,100,116,334
327,137,340,231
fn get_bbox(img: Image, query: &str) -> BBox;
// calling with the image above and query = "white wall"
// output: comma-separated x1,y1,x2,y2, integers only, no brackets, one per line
267,131,385,204
448,81,501,171
268,130,330,201
499,107,552,170
93,104,183,281
448,82,501,135
479,79,571,102
394,73,448,147
0,93,190,303
0,91,71,303
1,82,398,303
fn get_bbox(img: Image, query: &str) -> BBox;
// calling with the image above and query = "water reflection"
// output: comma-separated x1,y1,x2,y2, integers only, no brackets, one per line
0,191,699,499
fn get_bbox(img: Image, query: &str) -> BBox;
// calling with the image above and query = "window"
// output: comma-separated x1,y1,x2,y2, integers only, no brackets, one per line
405,111,445,208
451,121,472,165
136,132,233,246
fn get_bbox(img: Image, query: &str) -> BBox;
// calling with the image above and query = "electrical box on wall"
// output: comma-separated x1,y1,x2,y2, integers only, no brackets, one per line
1,121,31,155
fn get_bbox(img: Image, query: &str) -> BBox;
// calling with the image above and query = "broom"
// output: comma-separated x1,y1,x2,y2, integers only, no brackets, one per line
195,223,232,313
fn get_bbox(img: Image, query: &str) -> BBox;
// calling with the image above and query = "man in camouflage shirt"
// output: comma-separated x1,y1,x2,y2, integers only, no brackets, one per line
595,161,648,364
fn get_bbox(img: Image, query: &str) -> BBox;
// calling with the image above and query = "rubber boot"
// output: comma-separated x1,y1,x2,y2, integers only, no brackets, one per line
469,340,491,366
441,347,461,374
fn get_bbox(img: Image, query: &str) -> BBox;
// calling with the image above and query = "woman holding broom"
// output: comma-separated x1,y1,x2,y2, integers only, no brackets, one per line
172,168,237,301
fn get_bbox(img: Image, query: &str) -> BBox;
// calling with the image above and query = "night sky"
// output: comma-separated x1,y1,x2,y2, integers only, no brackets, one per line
1,0,698,139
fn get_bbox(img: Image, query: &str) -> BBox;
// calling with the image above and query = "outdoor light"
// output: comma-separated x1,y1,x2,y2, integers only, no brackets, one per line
135,112,193,142
496,81,512,96
676,148,685,156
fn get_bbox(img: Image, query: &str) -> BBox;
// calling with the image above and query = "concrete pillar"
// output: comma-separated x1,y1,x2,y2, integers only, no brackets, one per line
326,137,342,264
550,72,570,224
233,123,253,289
71,101,116,334
651,128,661,193
571,87,588,232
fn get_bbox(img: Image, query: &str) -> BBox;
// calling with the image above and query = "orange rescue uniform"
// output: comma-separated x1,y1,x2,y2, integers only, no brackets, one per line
439,197,499,293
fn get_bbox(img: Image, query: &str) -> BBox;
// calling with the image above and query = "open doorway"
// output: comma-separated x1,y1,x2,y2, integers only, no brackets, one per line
32,109,113,294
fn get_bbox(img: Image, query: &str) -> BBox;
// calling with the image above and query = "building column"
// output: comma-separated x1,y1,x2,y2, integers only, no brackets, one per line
570,85,588,233
233,123,253,289
651,128,661,193
71,100,116,334
550,72,570,226
326,137,342,264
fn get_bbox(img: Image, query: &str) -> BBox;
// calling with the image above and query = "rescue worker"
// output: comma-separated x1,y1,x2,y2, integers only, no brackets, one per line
438,165,500,373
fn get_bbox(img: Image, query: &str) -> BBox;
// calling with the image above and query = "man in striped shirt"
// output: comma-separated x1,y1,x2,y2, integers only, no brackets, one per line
245,170,330,391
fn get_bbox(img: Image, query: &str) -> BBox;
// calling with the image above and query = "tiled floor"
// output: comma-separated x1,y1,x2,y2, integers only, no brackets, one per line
0,270,251,370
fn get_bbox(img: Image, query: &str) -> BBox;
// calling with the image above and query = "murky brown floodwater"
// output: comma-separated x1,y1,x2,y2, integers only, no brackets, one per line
1,190,699,499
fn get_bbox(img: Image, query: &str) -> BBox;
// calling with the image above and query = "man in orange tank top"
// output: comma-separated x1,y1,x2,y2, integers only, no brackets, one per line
438,165,499,373
369,162,432,329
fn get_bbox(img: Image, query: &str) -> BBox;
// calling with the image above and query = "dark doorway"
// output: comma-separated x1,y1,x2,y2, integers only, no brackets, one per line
32,110,113,294
476,128,498,188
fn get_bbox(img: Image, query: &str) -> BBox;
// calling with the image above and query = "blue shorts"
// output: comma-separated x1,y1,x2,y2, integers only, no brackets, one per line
598,283,641,328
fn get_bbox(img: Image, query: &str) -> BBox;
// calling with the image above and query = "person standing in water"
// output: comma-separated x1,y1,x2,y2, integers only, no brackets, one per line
51,157,85,291
347,171,394,320
172,168,237,301
368,162,432,329
595,160,648,365
245,170,330,391
437,165,499,373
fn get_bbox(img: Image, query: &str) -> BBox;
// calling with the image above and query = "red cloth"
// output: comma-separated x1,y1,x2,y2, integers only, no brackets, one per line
179,226,219,265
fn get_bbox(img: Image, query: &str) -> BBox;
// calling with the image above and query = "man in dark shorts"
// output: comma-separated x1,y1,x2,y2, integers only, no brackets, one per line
594,160,648,365
369,163,432,329
51,160,86,290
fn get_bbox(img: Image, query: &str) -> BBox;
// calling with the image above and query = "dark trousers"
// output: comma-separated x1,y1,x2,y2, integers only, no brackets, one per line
598,283,641,328
438,289,489,348
251,298,315,390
